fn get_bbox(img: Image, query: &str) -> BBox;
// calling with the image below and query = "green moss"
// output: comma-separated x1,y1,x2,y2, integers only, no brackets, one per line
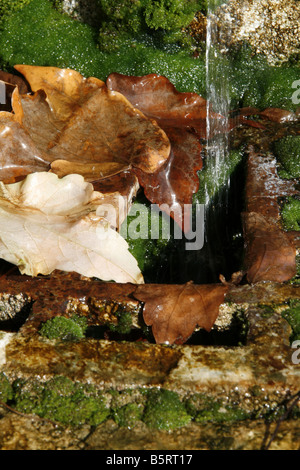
282,300,300,342
217,44,299,111
0,0,206,95
196,404,248,423
289,253,300,285
97,0,203,53
113,402,144,427
13,379,45,415
0,372,13,403
0,0,105,77
108,310,134,335
143,389,192,430
186,393,248,423
0,0,32,27
3,375,299,428
39,315,88,341
281,197,300,231
120,196,174,281
243,64,300,111
13,376,110,426
193,147,244,205
143,0,200,31
273,135,300,179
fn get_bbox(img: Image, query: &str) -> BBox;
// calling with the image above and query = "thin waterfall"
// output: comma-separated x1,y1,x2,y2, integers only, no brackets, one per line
199,0,233,283
205,0,231,206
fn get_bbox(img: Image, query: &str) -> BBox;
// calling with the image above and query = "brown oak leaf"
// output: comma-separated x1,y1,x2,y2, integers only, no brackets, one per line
134,127,203,231
106,72,211,128
133,281,228,344
106,73,208,231
242,211,297,283
0,65,170,184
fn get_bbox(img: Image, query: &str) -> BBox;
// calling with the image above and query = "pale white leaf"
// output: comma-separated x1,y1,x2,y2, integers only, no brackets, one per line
0,172,144,284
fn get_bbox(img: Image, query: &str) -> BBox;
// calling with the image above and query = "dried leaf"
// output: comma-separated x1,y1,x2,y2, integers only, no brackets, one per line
135,128,202,231
0,65,170,183
242,211,296,283
133,281,228,344
259,108,296,123
106,73,206,230
0,172,144,284
106,72,209,127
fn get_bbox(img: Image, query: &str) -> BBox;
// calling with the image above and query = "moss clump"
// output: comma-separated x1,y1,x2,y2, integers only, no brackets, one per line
39,315,88,341
0,0,206,95
0,0,32,27
282,300,300,342
193,147,244,205
97,0,205,52
13,376,110,426
186,393,248,423
113,403,144,428
281,197,300,231
0,372,13,403
107,309,134,335
143,389,192,430
120,196,175,282
273,135,300,179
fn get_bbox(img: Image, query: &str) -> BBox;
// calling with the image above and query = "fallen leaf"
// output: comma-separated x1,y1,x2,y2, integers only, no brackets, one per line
0,172,144,284
0,101,50,183
133,281,228,344
106,73,206,231
242,211,296,283
0,65,170,184
106,72,210,128
135,127,203,231
259,107,296,123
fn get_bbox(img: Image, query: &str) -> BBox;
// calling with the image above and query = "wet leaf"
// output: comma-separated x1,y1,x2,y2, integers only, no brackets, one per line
0,65,170,184
259,108,296,123
0,172,143,284
242,211,296,283
106,73,207,230
133,281,228,344
134,128,203,231
106,73,209,128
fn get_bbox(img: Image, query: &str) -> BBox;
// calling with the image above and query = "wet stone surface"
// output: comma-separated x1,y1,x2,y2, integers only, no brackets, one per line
0,143,300,449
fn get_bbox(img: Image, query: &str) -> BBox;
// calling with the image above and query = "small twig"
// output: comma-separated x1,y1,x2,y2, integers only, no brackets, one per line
261,391,300,450
0,400,61,427
0,400,28,417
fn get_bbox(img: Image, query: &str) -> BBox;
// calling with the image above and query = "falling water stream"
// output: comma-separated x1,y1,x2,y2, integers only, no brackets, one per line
205,0,231,203
164,0,245,285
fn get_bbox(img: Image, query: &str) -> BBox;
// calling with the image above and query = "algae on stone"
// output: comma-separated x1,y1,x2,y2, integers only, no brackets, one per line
193,147,245,205
143,389,192,430
273,136,300,179
0,372,13,403
282,300,300,342
13,376,110,426
281,197,300,232
120,196,174,282
39,315,88,341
